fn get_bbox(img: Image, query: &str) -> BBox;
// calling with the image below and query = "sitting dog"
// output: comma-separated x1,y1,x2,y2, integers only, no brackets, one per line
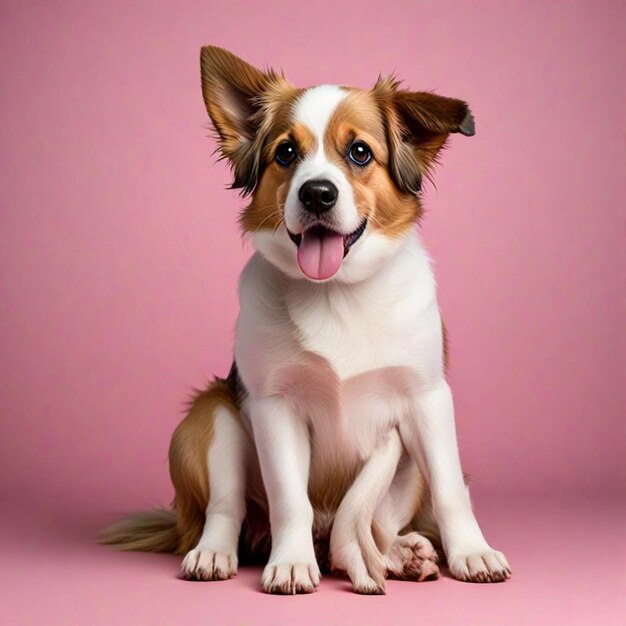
103,46,511,594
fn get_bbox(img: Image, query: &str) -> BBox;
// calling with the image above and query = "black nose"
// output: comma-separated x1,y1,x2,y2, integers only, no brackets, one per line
298,179,338,215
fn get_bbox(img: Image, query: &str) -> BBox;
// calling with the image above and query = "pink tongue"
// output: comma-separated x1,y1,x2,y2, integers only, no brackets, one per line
297,230,344,280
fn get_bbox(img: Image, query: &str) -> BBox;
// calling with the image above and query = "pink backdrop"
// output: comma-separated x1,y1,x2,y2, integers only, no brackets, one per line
2,3,625,624
1,0,624,517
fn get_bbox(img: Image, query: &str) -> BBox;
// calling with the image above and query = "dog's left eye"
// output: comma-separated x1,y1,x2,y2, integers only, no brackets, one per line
348,141,372,166
275,141,298,167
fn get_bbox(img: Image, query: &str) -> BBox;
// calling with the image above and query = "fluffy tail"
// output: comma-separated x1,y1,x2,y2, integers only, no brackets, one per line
99,508,179,553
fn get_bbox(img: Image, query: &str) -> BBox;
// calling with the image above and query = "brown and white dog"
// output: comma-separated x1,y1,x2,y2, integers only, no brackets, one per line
103,46,511,594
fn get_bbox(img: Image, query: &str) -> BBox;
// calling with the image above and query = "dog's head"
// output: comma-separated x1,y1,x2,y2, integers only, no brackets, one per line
200,46,474,283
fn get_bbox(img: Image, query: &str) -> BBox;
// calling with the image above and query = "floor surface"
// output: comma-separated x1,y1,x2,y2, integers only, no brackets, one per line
1,494,624,625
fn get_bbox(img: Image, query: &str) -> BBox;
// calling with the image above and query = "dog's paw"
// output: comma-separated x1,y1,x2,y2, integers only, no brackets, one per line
384,532,440,582
330,538,386,594
262,562,320,594
448,548,511,583
180,547,238,581
352,571,386,595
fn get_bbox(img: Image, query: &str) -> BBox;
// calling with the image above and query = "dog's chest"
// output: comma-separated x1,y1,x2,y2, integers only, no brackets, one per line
237,247,440,454
282,285,428,462
285,282,419,380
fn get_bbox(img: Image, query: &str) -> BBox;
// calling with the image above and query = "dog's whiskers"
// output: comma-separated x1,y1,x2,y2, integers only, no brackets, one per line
253,206,284,233
272,216,285,234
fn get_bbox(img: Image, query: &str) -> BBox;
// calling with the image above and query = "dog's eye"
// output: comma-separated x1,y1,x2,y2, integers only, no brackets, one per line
275,141,297,167
348,141,372,166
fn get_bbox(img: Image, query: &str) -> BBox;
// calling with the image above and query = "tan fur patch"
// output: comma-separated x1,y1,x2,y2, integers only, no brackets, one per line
240,164,292,233
203,48,472,239
309,462,359,514
324,90,423,238
200,46,303,196
442,319,449,372
168,378,239,554
240,122,314,233
283,122,316,157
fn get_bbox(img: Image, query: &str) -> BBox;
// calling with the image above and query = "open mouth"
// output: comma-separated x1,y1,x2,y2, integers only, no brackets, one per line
287,219,367,281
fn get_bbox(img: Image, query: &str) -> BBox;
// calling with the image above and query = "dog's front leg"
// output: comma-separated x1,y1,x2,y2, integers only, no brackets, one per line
401,380,511,583
249,395,320,594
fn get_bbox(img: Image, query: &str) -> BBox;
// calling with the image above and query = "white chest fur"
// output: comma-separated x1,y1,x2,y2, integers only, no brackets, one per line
236,230,444,460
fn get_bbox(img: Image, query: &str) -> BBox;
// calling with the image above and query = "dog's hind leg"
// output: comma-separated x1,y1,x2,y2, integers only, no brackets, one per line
170,381,248,581
329,429,403,594
373,458,440,582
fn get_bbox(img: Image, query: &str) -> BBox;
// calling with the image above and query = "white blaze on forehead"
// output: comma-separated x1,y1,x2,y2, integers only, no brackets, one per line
293,85,347,149
284,83,361,274
284,84,360,234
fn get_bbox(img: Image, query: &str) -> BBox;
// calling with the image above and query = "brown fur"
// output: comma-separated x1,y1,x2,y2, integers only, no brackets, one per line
168,379,238,554
240,161,291,233
99,508,179,553
324,90,423,238
230,69,473,241
373,75,474,194
309,461,358,515
442,319,450,372
100,377,239,555
200,45,301,196
101,366,435,565
240,123,315,233
102,47,472,567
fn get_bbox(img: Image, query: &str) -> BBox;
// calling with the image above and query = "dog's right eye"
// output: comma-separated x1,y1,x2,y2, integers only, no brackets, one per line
275,142,297,167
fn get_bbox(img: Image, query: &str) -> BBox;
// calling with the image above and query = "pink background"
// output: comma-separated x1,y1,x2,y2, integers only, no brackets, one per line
1,1,624,624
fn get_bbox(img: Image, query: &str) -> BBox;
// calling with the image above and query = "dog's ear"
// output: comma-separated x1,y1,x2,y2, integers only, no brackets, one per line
200,46,289,195
374,76,474,195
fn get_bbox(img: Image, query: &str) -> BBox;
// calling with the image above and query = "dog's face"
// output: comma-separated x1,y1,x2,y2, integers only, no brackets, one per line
200,46,474,283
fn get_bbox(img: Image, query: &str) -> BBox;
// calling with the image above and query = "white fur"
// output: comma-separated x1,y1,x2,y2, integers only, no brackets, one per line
330,429,403,593
292,85,346,147
181,406,246,581
255,84,405,285
195,83,510,592
237,223,510,589
248,394,321,593
284,86,362,238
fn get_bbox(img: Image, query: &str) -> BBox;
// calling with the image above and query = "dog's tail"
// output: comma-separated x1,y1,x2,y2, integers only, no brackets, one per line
99,508,179,553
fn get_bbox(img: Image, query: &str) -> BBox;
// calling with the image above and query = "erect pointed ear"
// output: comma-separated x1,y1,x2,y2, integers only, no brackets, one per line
374,76,475,195
200,46,289,195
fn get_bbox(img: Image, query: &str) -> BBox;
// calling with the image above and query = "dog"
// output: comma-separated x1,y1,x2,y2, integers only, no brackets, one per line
102,46,511,594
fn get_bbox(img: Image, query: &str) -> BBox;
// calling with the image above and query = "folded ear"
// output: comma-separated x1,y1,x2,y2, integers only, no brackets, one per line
374,76,475,195
200,46,288,194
